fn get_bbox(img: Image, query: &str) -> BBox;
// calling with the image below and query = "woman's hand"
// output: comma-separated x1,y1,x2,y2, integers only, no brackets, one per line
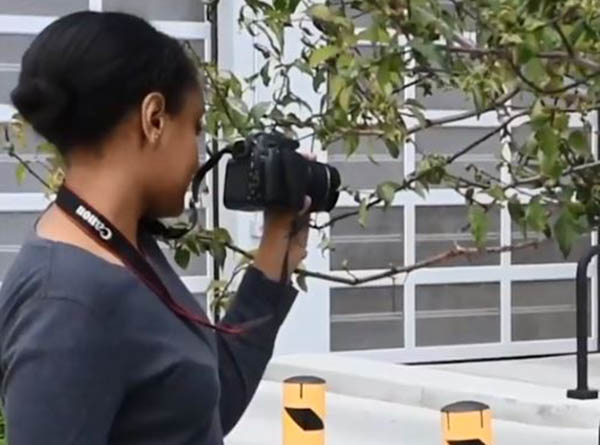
253,154,315,284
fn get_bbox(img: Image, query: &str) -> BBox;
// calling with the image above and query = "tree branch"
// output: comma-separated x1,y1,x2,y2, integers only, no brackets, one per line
226,239,541,285
2,143,52,190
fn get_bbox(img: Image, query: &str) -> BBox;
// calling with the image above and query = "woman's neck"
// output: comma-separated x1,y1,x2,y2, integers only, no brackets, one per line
61,165,145,247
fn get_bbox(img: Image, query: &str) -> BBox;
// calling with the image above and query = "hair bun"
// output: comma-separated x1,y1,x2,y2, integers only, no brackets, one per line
10,77,69,138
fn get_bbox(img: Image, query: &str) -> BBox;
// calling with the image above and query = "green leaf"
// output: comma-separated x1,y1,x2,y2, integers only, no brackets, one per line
312,69,326,92
37,141,58,154
568,130,589,155
554,113,569,132
384,139,400,158
206,279,227,293
508,198,525,224
329,75,345,100
413,181,428,200
338,86,352,111
309,45,341,67
525,199,547,232
260,62,271,86
211,239,227,270
554,211,579,258
516,43,536,65
174,248,191,269
376,181,399,208
357,23,391,44
530,100,549,129
15,162,26,184
358,199,368,228
410,39,445,69
308,4,333,22
523,58,549,86
344,132,359,156
536,126,561,178
468,206,489,249
184,237,200,256
214,227,232,244
487,185,506,202
250,101,271,121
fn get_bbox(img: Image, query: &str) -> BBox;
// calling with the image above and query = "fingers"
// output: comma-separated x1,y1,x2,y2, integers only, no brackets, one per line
300,152,317,162
299,196,312,215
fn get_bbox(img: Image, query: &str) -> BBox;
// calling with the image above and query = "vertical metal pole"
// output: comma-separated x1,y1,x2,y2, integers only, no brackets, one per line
597,112,600,352
567,245,600,399
209,1,221,322
597,227,600,352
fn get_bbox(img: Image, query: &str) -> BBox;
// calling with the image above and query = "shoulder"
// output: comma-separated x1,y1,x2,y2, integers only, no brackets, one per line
0,237,141,327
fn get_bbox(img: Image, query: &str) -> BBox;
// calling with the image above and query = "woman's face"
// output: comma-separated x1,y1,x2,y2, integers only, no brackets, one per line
143,87,205,218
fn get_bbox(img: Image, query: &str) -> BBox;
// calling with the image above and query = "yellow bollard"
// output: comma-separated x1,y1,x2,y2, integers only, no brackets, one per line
283,375,326,445
441,401,493,445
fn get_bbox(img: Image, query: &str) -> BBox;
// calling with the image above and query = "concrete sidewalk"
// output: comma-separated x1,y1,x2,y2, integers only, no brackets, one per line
430,353,600,389
262,353,600,429
227,380,597,445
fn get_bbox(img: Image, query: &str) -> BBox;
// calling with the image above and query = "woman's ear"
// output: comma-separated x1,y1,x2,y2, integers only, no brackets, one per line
140,92,167,146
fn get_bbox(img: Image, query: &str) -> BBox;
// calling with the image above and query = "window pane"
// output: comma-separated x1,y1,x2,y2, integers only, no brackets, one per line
416,206,500,267
0,70,19,103
0,212,38,280
181,39,206,61
192,293,207,311
416,84,473,110
330,156,403,190
328,0,373,28
512,280,590,341
416,282,500,346
415,127,502,188
0,35,35,64
0,158,47,193
330,207,403,270
331,286,403,351
0,212,37,245
103,0,206,21
0,0,87,16
512,227,590,264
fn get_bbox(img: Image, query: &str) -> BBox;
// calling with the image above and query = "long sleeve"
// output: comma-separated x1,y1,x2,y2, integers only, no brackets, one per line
1,296,124,445
217,266,297,434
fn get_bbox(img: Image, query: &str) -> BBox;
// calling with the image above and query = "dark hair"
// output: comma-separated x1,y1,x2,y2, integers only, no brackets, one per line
11,11,199,153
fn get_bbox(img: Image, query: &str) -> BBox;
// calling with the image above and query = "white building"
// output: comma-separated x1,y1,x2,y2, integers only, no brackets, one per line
0,0,595,364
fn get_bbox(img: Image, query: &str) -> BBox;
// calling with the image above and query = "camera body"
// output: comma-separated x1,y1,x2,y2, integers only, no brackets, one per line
223,132,340,213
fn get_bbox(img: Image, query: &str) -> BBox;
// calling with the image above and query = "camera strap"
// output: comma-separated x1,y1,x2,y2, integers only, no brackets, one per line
54,184,256,335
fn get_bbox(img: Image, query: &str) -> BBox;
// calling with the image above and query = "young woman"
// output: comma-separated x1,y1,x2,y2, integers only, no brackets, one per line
0,11,310,444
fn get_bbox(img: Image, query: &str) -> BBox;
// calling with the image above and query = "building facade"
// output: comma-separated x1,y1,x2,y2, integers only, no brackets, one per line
0,0,595,363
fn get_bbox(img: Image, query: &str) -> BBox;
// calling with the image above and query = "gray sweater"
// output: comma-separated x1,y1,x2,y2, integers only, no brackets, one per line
0,230,297,444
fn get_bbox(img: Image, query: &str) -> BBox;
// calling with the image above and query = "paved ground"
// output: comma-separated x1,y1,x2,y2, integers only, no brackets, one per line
430,353,600,390
224,352,600,443
263,353,600,429
227,380,597,445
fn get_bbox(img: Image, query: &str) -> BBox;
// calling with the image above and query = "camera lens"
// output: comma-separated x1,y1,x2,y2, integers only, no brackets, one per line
306,160,341,212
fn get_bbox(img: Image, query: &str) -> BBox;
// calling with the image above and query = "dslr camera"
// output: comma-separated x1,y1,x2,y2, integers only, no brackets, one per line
223,132,341,213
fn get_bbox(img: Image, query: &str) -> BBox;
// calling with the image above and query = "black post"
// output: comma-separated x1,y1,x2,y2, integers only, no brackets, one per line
208,1,221,323
567,245,600,399
598,228,600,352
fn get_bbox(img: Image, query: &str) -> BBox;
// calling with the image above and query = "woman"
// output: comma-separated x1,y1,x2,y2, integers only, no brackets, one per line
0,11,310,445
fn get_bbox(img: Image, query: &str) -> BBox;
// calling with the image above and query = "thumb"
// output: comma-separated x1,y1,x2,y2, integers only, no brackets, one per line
299,196,312,215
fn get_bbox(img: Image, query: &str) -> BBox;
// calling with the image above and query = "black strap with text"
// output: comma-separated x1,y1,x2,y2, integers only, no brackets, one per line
55,185,262,335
